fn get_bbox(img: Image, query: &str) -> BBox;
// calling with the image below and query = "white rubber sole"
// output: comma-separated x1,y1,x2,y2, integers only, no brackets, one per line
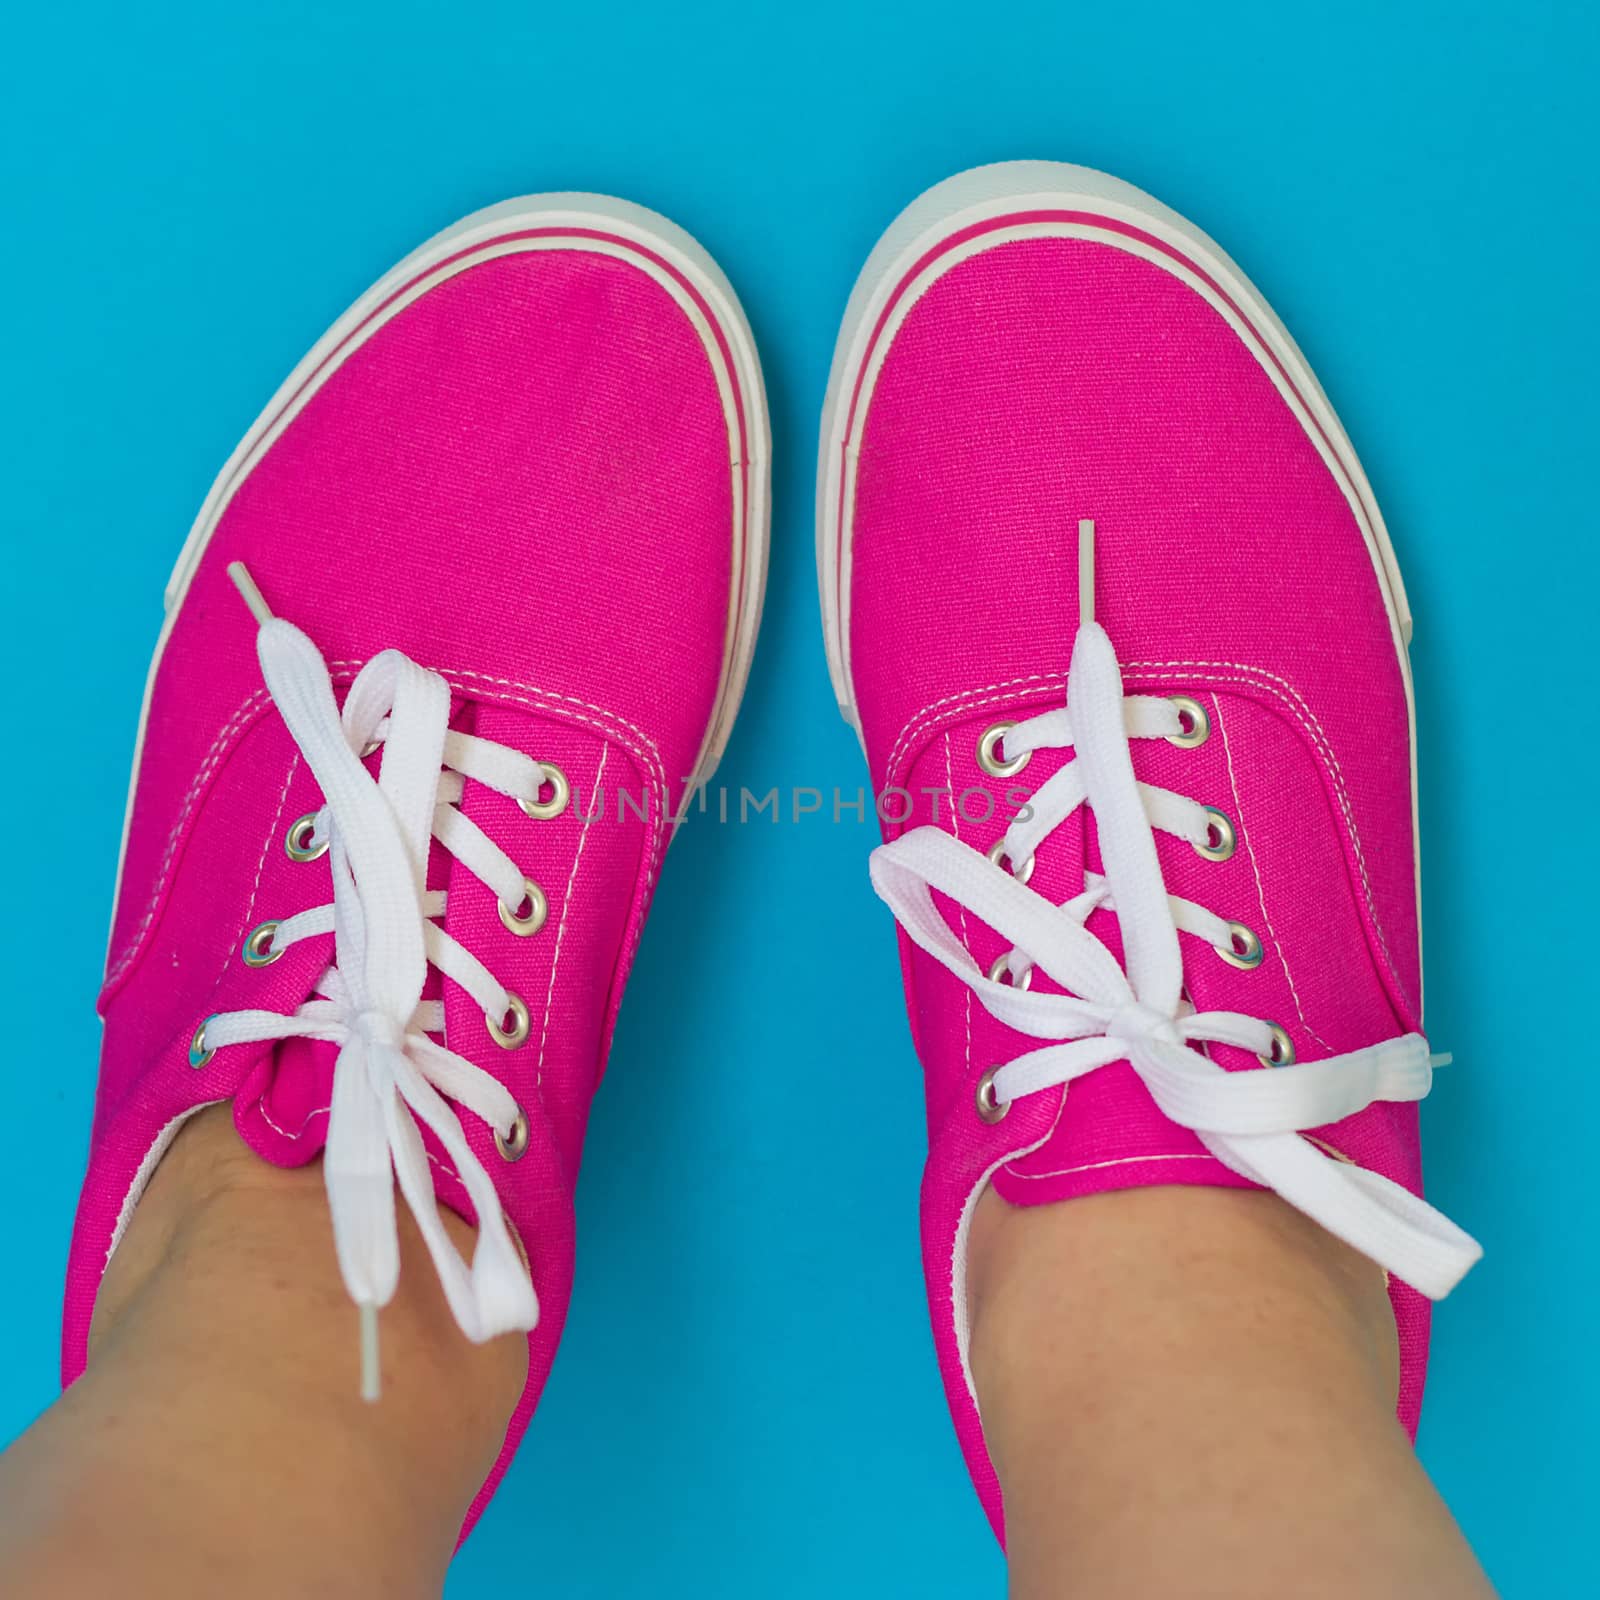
108,191,771,948
815,159,1413,738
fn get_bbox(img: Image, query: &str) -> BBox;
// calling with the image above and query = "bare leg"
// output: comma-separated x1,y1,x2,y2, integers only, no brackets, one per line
0,1106,525,1600
968,1185,1495,1600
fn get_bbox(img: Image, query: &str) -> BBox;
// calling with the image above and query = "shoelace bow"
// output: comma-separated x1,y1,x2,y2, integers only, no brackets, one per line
871,523,1482,1298
204,565,541,1395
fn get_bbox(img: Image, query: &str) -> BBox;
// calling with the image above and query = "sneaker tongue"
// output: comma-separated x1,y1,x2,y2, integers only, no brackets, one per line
248,1034,339,1162
235,958,449,1168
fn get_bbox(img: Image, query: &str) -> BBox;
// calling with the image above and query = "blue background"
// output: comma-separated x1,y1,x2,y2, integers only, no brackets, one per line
2,3,1594,1593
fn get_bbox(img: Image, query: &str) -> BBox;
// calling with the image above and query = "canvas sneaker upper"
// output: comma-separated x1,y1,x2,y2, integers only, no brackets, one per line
69,193,768,1537
816,161,1480,1542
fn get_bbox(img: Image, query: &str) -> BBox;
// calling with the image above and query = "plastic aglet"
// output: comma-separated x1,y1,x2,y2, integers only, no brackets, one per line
226,560,276,625
359,1301,381,1403
1078,519,1096,627
1428,1052,1454,1069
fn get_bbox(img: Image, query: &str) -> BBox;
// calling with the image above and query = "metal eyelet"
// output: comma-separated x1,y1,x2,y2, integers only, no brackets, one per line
1215,921,1264,970
987,951,1034,990
188,1016,217,1069
977,722,1032,779
285,812,327,863
1258,1023,1296,1069
242,920,283,967
1192,806,1237,862
519,762,570,821
975,1067,1010,1125
495,1106,531,1162
486,992,530,1049
987,836,1036,884
497,877,549,937
1165,695,1211,749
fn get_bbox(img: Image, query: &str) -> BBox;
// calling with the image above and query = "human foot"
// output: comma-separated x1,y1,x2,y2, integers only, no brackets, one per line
817,160,1478,1540
7,1105,522,1597
68,192,768,1537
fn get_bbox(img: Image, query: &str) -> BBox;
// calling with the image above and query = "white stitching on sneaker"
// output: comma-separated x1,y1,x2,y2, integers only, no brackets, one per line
1003,1151,1221,1181
249,1098,463,1197
535,743,610,1096
942,732,973,1080
255,1097,331,1141
1213,695,1333,1053
104,681,290,990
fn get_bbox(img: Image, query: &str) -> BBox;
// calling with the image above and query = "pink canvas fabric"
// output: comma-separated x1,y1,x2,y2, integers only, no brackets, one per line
66,197,767,1538
824,166,1477,1543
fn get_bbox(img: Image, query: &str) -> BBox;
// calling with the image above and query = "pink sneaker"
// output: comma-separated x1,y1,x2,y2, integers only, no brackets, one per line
69,192,768,1536
817,161,1480,1542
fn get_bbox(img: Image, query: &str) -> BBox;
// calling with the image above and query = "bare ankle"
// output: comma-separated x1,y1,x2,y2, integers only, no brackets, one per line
76,1102,525,1559
967,1184,1401,1430
88,1103,306,1357
961,1185,1493,1599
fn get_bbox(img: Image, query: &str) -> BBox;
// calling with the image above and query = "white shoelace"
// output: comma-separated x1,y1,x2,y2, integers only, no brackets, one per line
871,523,1481,1298
202,564,541,1395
